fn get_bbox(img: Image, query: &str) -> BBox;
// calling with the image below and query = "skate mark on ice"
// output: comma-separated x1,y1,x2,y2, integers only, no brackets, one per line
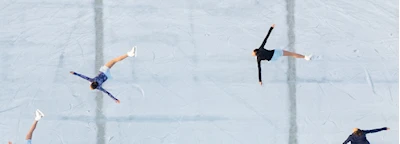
317,83,327,111
388,87,395,105
116,83,145,100
53,50,65,83
355,111,376,122
108,136,114,143
147,101,185,142
208,77,275,127
380,113,389,123
304,115,316,127
60,115,228,123
76,40,86,66
358,63,384,102
363,67,377,95
131,83,145,98
235,24,259,40
156,119,183,143
0,1,15,13
115,123,124,143
143,66,188,103
321,112,339,129
0,104,24,113
372,48,395,103
15,98,30,141
53,18,80,82
211,122,244,144
9,83,30,103
188,0,199,82
269,78,398,84
52,129,66,144
180,95,243,143
328,82,356,100
365,0,397,20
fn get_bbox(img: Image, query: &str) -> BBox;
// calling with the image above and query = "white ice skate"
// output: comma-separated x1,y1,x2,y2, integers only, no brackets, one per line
304,55,313,61
35,109,45,121
127,46,137,57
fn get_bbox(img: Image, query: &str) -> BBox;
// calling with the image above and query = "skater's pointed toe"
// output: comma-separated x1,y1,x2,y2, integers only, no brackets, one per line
35,109,44,121
127,46,137,57
304,55,313,61
36,109,44,116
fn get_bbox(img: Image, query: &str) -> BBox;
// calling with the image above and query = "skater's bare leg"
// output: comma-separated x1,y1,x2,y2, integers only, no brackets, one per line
25,109,44,141
104,54,129,68
283,50,305,59
25,120,38,140
105,47,136,68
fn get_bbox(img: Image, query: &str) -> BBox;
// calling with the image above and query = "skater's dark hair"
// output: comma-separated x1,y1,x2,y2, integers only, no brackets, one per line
353,128,362,136
253,49,259,54
91,82,99,89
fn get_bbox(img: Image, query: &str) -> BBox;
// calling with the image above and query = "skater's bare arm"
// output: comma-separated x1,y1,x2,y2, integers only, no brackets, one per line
98,87,120,103
70,71,93,81
257,60,262,84
259,24,275,48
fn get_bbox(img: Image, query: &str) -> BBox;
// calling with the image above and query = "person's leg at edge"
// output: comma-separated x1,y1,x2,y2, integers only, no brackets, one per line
104,47,136,69
25,109,44,143
25,121,38,140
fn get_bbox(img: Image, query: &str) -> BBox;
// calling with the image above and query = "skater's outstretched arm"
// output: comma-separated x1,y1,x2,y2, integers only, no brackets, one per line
70,71,93,82
342,135,352,144
363,127,389,134
98,87,120,103
257,60,262,85
259,24,275,49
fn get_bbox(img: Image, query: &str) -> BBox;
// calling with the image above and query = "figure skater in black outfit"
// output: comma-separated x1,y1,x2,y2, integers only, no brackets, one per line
252,24,312,85
343,127,390,144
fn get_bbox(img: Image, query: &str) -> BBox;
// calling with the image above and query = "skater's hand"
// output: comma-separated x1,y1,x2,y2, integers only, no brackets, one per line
115,99,120,104
259,82,262,85
271,24,275,28
386,127,390,130
8,141,12,144
70,71,74,74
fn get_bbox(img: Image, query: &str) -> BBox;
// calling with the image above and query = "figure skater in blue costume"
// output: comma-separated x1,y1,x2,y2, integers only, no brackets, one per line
70,47,137,103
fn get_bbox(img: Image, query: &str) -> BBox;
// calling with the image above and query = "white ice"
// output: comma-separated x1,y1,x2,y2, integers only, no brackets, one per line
0,0,398,144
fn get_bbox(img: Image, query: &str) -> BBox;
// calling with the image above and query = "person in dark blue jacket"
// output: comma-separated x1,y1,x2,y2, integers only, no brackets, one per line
252,24,312,85
343,127,390,144
70,47,137,103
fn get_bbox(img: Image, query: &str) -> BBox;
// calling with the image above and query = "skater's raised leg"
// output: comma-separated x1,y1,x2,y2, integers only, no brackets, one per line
25,121,38,140
283,50,312,60
104,54,129,68
25,109,44,143
283,50,305,58
104,47,136,69
70,47,137,104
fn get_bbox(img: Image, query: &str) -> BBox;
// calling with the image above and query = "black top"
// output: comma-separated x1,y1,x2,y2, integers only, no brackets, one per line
256,26,275,82
343,127,388,144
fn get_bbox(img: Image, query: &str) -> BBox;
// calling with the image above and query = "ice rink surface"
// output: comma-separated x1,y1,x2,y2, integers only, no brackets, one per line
0,0,398,144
